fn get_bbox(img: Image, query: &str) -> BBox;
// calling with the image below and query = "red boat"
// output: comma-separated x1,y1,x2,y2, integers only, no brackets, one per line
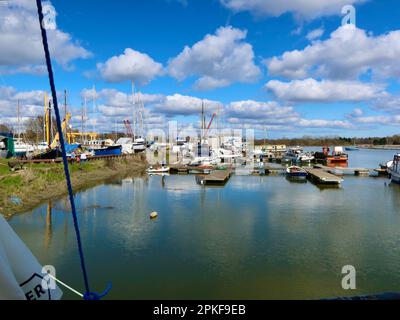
314,147,348,167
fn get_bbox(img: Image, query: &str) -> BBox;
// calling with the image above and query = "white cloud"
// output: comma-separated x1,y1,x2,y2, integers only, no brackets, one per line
306,27,325,41
350,108,364,117
224,99,352,130
266,25,400,80
266,79,386,103
220,0,365,20
0,87,44,122
351,115,400,125
168,26,261,90
97,48,163,84
373,96,400,114
0,0,91,73
297,119,352,128
225,100,297,122
153,94,223,116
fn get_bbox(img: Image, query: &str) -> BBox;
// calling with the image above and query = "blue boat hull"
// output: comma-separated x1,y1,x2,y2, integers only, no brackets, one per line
287,172,308,178
345,147,359,151
94,145,122,156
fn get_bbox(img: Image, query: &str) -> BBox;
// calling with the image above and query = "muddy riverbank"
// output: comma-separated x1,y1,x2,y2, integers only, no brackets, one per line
0,155,147,218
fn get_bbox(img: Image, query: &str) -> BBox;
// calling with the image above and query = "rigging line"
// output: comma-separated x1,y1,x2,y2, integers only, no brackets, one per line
35,0,95,299
48,274,84,298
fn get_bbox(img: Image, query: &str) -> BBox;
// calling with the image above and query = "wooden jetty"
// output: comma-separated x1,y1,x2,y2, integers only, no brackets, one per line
304,168,343,185
198,169,232,185
313,164,385,177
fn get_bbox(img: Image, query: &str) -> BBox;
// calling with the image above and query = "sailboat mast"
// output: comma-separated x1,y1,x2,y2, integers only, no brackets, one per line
84,97,87,143
17,100,20,140
44,92,47,143
81,101,84,144
64,90,67,119
64,90,68,142
92,85,96,134
201,101,205,143
131,81,136,141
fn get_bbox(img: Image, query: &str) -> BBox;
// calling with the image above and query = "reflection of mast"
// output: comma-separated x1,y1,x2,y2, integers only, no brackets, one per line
44,200,53,249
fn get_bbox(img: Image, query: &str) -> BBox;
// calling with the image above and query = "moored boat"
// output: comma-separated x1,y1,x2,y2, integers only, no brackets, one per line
314,147,348,166
147,166,170,174
387,154,400,184
283,147,314,163
14,139,34,158
286,166,308,178
345,146,359,151
94,145,122,157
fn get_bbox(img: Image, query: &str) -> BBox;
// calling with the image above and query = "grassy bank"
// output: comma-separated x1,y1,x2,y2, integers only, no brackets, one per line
0,156,146,218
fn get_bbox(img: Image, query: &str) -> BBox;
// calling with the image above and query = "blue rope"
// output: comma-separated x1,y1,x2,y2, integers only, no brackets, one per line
36,0,111,300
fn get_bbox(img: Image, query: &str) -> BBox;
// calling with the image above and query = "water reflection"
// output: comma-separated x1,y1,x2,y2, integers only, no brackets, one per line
7,150,400,299
44,201,52,249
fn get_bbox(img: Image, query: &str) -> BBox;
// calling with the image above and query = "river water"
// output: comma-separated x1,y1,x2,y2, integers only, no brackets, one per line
8,148,400,299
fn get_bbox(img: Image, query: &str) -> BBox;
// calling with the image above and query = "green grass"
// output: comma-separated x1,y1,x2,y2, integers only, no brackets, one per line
0,159,9,176
1,175,23,187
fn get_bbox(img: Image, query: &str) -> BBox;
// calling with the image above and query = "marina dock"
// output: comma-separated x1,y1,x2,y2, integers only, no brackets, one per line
198,169,232,185
313,164,387,176
304,168,343,185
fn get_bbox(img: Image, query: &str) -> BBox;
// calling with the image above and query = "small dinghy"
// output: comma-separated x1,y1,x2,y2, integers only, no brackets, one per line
286,166,308,178
147,166,170,174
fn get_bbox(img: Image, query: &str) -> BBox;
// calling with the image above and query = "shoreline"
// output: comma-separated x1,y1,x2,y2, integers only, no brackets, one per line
0,155,147,219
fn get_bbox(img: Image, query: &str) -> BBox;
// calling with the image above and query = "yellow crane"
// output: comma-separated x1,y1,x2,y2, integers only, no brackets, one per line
67,132,99,144
50,112,71,149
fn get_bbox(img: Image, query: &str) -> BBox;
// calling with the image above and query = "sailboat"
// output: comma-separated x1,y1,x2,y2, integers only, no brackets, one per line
345,139,359,151
13,101,34,158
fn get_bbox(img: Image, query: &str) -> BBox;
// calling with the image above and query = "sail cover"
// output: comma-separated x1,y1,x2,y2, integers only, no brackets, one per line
0,215,63,300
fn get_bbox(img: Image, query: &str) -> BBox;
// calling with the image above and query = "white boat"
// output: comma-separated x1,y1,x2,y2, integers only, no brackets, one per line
14,139,34,157
190,155,221,166
116,137,135,155
0,137,7,158
35,142,49,152
284,147,314,163
387,154,400,184
147,166,170,174
132,138,146,153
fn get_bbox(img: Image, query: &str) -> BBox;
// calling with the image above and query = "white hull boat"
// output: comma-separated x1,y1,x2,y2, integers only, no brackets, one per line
14,139,34,157
147,166,170,174
387,155,400,184
284,147,314,163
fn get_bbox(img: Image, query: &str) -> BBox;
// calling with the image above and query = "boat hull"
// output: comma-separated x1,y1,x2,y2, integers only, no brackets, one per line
94,145,122,157
287,172,308,178
389,171,400,184
387,155,400,184
32,149,61,160
286,166,308,178
345,147,359,151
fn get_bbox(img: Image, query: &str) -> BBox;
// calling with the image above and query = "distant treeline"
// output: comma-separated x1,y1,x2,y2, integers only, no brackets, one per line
255,135,400,146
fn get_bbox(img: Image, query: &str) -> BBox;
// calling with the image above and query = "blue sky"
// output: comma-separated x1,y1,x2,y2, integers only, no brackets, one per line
1,0,400,138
